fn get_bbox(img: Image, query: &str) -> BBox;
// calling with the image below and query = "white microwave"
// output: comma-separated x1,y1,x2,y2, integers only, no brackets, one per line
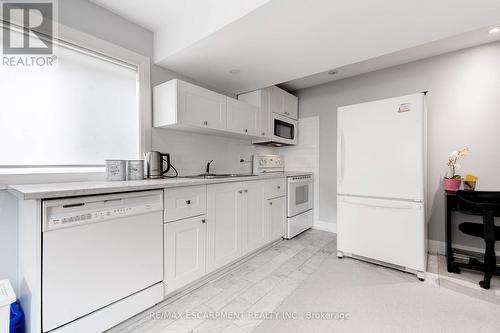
254,113,297,146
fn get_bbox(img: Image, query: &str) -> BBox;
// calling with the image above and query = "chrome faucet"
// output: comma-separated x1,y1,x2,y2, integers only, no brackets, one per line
205,160,214,174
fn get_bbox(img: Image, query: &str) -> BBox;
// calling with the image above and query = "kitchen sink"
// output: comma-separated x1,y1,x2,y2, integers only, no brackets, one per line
183,174,257,179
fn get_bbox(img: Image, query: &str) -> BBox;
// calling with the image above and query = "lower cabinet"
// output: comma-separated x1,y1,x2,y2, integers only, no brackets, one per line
164,215,207,294
164,179,286,294
267,196,286,241
241,181,266,255
206,182,243,273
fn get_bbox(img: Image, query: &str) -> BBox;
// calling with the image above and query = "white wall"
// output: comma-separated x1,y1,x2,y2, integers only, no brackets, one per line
297,41,500,249
0,0,247,292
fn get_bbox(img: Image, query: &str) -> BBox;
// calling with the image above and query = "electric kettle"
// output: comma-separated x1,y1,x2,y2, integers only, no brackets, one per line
144,151,171,178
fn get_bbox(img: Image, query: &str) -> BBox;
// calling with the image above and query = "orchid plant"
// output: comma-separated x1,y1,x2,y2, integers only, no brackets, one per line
446,147,469,179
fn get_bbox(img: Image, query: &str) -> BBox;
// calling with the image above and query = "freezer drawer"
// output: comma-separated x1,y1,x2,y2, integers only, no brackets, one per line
337,196,425,271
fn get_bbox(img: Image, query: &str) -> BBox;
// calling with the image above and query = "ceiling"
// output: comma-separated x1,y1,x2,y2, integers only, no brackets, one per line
93,0,500,94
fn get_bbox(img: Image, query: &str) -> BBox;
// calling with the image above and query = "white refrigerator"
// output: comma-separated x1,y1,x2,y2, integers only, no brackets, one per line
336,93,427,279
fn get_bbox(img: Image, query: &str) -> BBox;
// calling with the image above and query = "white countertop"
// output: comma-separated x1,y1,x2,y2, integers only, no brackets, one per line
8,173,286,200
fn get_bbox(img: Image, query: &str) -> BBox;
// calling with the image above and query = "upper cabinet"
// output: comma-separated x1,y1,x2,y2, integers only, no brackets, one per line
154,79,263,139
227,98,259,137
240,86,298,121
270,86,298,120
154,79,227,131
237,88,271,139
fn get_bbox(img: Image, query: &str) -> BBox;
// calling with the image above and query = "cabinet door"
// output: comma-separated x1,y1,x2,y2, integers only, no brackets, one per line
206,182,243,272
258,88,271,138
241,181,266,254
164,215,207,294
270,86,285,117
267,197,286,241
178,80,227,131
227,98,259,136
238,88,271,139
270,86,298,120
283,92,298,119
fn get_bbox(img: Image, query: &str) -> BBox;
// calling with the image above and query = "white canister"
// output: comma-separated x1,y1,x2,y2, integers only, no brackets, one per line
127,160,144,180
106,160,126,181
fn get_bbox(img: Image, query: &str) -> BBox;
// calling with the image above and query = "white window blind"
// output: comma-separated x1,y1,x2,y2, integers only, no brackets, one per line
0,28,140,167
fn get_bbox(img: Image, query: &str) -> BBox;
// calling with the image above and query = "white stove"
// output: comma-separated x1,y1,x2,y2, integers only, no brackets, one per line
253,154,313,239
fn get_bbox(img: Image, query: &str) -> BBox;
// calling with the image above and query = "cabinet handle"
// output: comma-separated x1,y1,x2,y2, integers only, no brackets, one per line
277,186,281,189
201,219,206,223
244,129,248,133
244,189,248,193
261,132,265,136
269,202,273,205
203,121,208,125
238,190,243,194
186,199,191,205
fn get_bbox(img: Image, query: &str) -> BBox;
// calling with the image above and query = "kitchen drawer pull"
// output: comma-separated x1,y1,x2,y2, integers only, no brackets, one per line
262,132,265,136
238,190,243,194
269,202,273,205
244,189,248,193
244,129,248,133
186,199,191,205
203,121,208,125
201,219,206,223
277,185,281,189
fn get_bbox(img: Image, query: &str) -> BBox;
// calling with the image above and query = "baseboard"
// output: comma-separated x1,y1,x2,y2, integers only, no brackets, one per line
428,239,490,256
313,220,336,234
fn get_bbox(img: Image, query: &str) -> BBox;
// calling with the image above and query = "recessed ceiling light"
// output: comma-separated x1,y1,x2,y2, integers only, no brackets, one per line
229,69,240,74
489,27,500,34
327,70,338,75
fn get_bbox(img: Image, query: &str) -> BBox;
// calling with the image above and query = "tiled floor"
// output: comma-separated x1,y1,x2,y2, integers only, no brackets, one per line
108,230,336,333
109,230,500,333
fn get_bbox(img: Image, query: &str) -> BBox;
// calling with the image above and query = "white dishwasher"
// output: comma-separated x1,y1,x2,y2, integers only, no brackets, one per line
42,190,164,333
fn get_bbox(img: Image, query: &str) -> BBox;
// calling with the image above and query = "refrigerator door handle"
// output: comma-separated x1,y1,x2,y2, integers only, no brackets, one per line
340,197,423,210
338,129,345,186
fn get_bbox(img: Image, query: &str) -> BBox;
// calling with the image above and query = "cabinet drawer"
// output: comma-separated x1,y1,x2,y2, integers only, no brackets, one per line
164,185,207,222
264,178,285,199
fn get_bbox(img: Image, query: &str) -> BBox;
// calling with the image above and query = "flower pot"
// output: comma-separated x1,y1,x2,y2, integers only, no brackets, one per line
443,178,461,192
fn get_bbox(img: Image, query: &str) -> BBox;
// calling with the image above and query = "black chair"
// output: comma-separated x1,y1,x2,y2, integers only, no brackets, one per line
456,190,500,289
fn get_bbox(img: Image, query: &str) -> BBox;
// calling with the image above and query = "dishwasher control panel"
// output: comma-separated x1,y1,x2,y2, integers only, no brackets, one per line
43,190,164,232
46,204,161,230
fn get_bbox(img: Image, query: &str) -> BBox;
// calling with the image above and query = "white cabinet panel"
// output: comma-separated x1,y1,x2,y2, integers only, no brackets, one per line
264,178,285,199
164,215,207,294
206,182,243,272
283,92,298,120
267,196,285,241
227,98,259,136
270,86,297,120
164,185,206,222
153,79,227,131
238,88,271,139
178,80,227,131
241,181,266,254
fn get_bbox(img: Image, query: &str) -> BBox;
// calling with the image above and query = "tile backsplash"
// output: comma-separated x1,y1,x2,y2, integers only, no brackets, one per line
152,128,276,176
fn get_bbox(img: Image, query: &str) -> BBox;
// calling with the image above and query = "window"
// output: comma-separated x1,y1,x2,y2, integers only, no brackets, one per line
0,25,149,169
